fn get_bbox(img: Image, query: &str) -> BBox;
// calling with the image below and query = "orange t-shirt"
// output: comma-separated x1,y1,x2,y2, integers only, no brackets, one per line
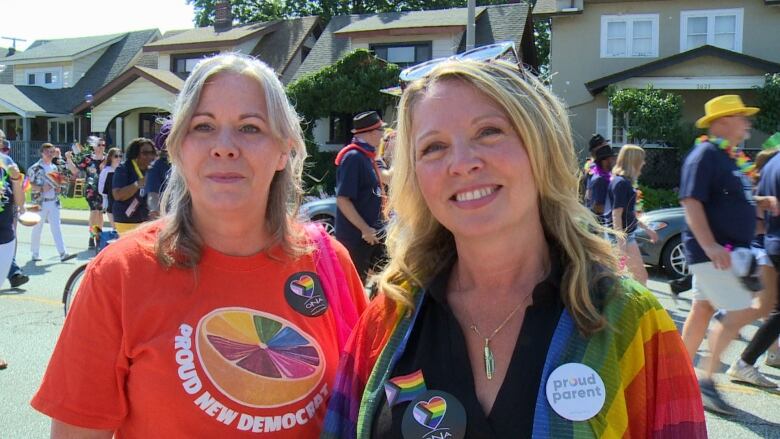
31,224,367,438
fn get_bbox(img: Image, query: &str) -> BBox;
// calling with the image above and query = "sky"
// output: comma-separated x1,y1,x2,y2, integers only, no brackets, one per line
2,0,196,51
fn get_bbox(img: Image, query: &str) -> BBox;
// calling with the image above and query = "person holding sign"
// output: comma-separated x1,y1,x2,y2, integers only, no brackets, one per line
110,138,156,235
323,44,704,438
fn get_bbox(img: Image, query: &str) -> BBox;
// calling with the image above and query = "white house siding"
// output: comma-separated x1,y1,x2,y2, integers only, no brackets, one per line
72,47,109,87
350,32,464,59
158,53,171,71
92,78,176,133
14,61,73,88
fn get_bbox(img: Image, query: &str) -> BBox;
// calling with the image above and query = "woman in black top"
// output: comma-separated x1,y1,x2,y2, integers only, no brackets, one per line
605,144,657,285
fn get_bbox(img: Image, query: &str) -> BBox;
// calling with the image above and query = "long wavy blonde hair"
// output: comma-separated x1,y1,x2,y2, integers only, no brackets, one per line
156,53,308,267
378,59,619,336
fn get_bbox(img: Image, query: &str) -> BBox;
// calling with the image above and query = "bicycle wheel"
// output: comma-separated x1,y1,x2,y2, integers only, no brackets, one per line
63,263,88,316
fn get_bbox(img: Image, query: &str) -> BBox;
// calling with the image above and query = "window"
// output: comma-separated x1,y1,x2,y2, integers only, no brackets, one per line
171,52,217,78
48,119,75,144
370,42,432,69
24,68,62,88
681,9,743,52
329,113,352,145
600,14,659,58
139,113,169,140
596,108,629,147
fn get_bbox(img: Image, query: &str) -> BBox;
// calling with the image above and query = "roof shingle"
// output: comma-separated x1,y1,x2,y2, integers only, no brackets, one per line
3,33,125,62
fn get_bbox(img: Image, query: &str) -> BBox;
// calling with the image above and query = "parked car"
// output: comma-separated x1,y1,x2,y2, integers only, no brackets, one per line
635,207,689,278
300,197,337,235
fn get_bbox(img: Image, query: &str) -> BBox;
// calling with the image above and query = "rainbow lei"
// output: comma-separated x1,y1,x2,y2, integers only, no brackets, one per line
697,135,757,180
583,158,612,182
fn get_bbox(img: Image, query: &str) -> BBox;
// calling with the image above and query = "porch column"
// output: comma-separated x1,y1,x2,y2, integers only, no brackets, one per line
23,117,31,167
116,117,123,148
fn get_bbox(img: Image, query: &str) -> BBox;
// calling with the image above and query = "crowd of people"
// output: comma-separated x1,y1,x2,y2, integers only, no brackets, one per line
583,95,780,415
0,46,774,436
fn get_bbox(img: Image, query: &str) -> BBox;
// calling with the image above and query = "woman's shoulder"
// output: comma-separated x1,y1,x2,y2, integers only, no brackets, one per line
605,277,666,322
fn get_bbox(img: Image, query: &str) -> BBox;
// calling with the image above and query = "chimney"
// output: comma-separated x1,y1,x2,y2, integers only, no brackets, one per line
6,47,15,57
214,0,233,32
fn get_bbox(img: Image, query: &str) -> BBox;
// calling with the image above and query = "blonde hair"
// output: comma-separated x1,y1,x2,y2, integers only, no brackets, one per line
379,59,619,336
156,53,308,267
612,144,645,182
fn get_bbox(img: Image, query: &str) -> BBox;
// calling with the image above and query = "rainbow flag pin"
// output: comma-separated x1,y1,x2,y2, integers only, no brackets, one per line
384,370,427,407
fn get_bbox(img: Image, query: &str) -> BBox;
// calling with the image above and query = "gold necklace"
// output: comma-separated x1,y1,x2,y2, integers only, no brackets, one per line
468,297,530,380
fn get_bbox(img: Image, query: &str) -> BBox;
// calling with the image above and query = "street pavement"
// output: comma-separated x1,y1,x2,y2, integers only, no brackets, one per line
1,222,779,437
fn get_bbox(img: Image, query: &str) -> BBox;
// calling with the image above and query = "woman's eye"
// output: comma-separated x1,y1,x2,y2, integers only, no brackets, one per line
420,143,445,156
192,123,212,132
240,125,260,133
479,127,502,137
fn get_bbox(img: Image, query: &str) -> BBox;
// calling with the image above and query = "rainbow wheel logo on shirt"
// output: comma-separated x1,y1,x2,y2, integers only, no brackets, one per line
196,307,325,408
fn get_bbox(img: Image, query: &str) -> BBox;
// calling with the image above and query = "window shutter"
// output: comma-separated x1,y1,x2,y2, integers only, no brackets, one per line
596,108,609,139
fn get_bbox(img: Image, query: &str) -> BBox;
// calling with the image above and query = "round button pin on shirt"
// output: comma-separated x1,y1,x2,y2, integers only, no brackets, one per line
545,362,606,421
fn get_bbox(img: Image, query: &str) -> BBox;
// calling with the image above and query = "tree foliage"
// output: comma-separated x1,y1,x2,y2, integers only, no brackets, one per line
607,86,684,145
755,73,780,135
286,49,400,122
188,0,527,26
286,49,400,193
533,18,550,76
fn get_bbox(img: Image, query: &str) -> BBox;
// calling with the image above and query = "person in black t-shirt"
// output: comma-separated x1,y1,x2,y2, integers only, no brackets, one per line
111,138,156,235
605,145,657,285
584,134,616,221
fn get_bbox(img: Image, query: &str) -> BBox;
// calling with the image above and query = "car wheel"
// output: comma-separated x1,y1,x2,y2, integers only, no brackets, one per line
661,235,689,279
312,215,335,235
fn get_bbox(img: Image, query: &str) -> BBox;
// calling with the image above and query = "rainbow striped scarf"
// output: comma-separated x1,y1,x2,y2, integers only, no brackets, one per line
322,279,706,438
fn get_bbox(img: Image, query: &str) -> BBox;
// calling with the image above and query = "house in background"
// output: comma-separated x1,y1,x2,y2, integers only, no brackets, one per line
293,2,535,150
0,30,160,167
536,0,780,151
82,8,322,147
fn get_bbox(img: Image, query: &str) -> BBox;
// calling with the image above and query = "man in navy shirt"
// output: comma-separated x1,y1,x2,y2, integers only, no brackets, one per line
334,111,386,283
679,95,777,413
585,134,615,220
725,151,780,388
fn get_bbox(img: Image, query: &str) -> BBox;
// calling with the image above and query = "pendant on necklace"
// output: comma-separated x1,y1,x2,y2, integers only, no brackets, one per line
483,338,495,380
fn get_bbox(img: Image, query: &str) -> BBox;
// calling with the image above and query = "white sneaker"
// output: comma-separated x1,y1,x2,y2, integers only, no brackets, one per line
727,359,777,388
767,349,780,368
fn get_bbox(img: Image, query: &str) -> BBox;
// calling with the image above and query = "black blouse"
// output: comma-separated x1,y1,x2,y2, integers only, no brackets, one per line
371,253,565,438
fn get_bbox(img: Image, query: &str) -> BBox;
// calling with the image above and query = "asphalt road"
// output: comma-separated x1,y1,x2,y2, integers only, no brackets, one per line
0,225,778,437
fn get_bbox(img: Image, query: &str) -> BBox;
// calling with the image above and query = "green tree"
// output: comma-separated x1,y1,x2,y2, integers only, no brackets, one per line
755,73,780,135
534,18,550,76
286,49,400,192
188,0,527,26
607,86,684,145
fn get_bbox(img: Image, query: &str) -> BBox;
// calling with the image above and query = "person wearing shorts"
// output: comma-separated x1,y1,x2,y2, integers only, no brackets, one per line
679,95,778,414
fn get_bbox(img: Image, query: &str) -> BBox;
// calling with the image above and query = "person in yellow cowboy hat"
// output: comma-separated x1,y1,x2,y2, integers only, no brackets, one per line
680,94,779,414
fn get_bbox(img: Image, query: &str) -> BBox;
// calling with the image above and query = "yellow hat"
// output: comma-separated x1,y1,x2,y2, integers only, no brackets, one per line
696,95,759,129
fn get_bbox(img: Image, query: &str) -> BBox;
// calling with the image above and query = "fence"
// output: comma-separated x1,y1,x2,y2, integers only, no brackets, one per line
7,141,69,171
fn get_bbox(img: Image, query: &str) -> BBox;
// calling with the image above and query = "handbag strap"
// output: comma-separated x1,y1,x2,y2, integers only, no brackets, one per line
305,222,360,350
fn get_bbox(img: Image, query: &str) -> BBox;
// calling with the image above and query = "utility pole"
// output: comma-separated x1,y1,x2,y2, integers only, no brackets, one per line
466,0,476,51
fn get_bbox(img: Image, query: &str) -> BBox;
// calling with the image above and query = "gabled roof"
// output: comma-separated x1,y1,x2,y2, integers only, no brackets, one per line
143,21,278,52
2,33,126,64
585,45,780,95
73,66,183,113
0,84,48,115
252,16,320,79
292,3,531,82
0,29,160,115
334,7,486,37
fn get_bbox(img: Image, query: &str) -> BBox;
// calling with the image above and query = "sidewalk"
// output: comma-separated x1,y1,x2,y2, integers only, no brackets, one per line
59,209,108,226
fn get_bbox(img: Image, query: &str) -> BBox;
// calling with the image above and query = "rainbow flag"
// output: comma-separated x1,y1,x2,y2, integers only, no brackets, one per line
384,369,426,406
22,175,31,192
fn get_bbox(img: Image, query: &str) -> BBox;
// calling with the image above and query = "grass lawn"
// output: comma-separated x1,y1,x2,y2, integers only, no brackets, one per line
24,193,90,210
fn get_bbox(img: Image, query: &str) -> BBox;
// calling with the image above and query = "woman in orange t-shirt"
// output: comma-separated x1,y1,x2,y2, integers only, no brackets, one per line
32,53,367,438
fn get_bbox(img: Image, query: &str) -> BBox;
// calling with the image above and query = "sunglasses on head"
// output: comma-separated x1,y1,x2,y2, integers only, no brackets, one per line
399,41,522,84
